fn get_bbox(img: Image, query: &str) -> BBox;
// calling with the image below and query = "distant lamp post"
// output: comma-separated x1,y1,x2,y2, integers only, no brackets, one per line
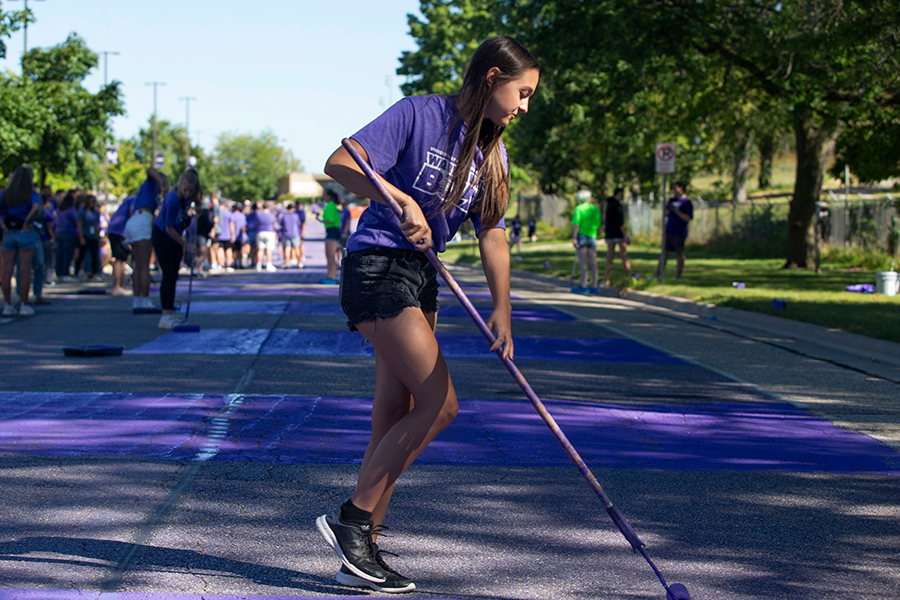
145,82,166,164
179,96,197,169
9,0,45,57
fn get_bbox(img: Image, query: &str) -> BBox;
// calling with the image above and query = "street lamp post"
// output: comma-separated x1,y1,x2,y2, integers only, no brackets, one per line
145,82,166,164
179,97,197,169
100,51,120,202
10,0,45,57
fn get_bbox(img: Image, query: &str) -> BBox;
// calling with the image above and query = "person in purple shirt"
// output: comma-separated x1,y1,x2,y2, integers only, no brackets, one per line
280,202,304,269
216,201,235,272
316,36,539,592
107,195,135,295
75,195,101,280
246,203,259,269
126,168,168,309
656,181,694,281
151,168,202,329
54,193,79,281
230,203,247,269
1,165,44,316
255,201,279,272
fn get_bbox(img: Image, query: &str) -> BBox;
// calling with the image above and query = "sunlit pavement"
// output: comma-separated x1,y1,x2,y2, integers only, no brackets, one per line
1,222,898,599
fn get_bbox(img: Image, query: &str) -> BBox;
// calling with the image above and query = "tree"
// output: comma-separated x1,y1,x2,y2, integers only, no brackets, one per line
17,34,124,188
830,105,900,184
662,0,900,268
214,130,301,201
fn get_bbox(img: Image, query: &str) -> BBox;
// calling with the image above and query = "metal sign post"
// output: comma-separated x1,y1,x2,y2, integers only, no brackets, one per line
654,143,676,283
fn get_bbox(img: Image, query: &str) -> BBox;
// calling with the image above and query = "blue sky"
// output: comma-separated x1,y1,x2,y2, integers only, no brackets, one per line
0,0,423,174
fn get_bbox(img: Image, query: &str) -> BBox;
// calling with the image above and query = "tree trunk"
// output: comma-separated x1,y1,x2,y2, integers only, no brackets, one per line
757,133,775,189
732,130,753,204
39,165,48,190
784,109,840,269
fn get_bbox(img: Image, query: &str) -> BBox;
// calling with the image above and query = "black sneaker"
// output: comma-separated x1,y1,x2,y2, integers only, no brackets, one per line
316,508,389,584
335,543,416,593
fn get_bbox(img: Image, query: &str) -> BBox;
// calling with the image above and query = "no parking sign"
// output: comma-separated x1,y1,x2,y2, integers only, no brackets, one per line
655,143,676,174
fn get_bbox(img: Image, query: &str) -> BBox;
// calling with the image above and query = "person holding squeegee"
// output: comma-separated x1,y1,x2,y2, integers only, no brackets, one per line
317,35,539,593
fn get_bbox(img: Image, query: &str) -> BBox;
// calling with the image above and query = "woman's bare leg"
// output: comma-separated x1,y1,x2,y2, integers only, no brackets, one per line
351,308,457,514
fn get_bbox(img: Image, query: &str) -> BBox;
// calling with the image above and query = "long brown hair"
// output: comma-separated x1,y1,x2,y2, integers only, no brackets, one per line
2,165,35,208
443,36,538,229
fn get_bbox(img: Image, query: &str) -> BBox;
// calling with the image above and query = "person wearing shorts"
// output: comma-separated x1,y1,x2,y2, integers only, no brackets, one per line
603,187,631,286
1,165,43,316
657,181,693,280
125,168,167,308
255,202,279,272
316,35,537,593
107,194,135,295
571,190,601,293
280,203,304,268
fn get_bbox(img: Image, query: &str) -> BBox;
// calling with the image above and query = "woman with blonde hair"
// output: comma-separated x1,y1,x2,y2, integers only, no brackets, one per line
151,168,201,329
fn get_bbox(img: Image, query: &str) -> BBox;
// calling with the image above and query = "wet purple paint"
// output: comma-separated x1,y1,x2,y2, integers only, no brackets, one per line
0,393,897,473
127,329,680,364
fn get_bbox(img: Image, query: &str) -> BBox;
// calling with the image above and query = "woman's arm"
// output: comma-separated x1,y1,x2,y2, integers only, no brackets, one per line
478,226,513,360
22,202,41,232
324,140,431,251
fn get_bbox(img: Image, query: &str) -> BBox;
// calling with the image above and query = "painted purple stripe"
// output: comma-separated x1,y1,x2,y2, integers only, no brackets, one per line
172,301,571,322
1,393,897,473
126,329,679,364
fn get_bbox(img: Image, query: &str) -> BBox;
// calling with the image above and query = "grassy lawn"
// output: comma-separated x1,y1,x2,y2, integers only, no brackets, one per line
443,239,900,343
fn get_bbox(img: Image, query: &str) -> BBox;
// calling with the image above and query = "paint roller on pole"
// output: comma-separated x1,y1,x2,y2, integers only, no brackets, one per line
340,138,691,600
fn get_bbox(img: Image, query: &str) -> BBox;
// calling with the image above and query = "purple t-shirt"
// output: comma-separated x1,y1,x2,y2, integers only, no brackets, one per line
107,196,135,237
133,177,160,213
217,209,232,241
57,206,79,235
257,210,277,233
665,197,694,238
348,95,507,253
0,190,42,223
231,210,248,243
281,211,302,239
42,205,56,241
246,211,259,234
154,190,191,243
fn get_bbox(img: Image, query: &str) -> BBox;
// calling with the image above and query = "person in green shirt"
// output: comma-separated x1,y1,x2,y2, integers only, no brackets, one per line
320,189,342,284
571,190,601,294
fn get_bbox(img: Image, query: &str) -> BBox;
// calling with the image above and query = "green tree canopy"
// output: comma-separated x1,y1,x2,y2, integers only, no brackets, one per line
214,130,301,201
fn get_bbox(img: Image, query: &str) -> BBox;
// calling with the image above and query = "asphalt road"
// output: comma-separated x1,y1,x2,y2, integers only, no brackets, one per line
1,224,898,600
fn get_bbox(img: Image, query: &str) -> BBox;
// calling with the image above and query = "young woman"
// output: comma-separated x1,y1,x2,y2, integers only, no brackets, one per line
316,35,539,593
107,194,136,295
255,201,279,271
125,168,168,309
151,168,201,329
1,165,44,316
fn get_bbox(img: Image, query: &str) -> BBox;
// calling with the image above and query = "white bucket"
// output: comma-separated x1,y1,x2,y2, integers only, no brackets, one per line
875,271,899,296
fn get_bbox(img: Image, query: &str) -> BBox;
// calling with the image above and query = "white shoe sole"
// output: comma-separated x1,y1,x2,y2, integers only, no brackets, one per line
336,569,415,593
315,514,386,584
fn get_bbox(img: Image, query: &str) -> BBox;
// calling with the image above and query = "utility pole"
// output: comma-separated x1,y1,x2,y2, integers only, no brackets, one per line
145,82,166,164
179,97,197,169
99,51,120,87
100,51,120,203
10,0,44,57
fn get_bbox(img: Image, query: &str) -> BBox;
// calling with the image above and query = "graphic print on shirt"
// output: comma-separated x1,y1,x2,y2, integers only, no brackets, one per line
413,146,479,213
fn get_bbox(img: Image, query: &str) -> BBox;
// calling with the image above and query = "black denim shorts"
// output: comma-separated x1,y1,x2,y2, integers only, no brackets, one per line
340,246,440,332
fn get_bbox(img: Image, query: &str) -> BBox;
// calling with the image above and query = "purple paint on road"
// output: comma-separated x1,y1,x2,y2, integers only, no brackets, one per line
126,329,680,364
1,393,897,473
170,301,571,321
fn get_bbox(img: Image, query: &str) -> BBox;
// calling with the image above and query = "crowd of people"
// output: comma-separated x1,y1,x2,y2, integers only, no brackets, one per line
1,162,360,325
